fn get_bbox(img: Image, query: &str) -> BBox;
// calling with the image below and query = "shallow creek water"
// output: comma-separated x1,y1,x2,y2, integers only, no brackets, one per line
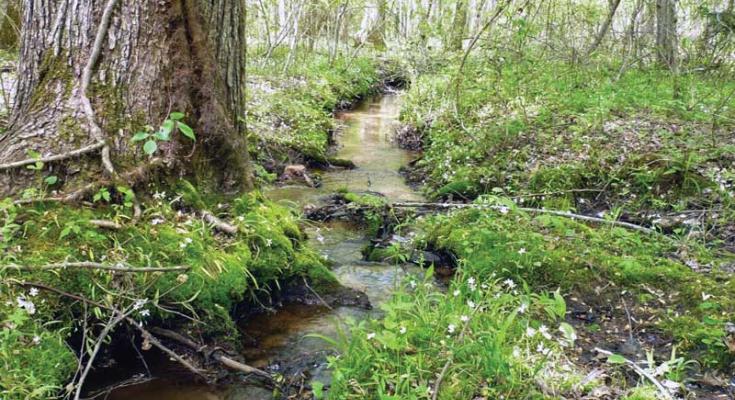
103,95,423,399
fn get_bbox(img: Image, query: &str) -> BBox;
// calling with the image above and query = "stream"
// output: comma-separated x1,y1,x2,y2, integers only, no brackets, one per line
103,94,422,399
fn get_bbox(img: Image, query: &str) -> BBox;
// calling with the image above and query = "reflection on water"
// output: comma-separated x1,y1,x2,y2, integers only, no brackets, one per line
104,94,422,399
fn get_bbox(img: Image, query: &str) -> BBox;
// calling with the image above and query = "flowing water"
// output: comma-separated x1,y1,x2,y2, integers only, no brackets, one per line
104,94,421,399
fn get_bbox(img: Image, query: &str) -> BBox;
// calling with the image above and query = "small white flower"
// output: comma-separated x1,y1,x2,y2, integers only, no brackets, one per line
447,324,456,334
518,248,527,255
467,300,476,309
153,191,166,200
151,218,165,226
536,343,551,356
367,332,376,340
539,324,552,340
32,335,41,345
139,309,150,318
503,279,516,289
399,326,407,334
28,288,39,297
453,289,461,297
467,277,475,286
526,327,537,337
237,215,245,222
409,280,417,289
133,299,148,310
512,346,521,358
498,206,509,215
184,237,193,244
460,315,469,323
518,303,528,314
265,239,273,247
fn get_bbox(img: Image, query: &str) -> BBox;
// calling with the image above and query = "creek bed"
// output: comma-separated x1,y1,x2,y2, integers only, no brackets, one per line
101,94,423,399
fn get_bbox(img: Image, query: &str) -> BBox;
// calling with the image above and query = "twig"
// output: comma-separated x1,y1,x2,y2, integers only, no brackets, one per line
80,0,119,176
4,261,189,273
74,308,133,400
0,142,104,170
8,280,207,379
594,347,673,400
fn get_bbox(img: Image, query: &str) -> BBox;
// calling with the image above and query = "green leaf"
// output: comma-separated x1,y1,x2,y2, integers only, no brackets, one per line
177,122,196,141
143,140,158,155
312,381,324,399
607,354,627,364
154,130,171,141
161,119,175,136
169,112,185,121
44,176,58,185
132,132,149,142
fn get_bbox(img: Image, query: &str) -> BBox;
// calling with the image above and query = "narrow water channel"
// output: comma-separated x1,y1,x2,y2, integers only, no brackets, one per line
105,94,421,399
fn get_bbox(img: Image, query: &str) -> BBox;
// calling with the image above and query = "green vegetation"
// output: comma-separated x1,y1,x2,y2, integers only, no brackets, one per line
0,187,334,397
246,52,382,172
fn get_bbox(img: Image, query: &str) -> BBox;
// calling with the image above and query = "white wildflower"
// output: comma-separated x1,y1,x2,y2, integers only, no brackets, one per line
539,324,552,340
460,315,469,323
265,239,273,247
367,332,376,340
32,335,41,345
453,289,461,297
399,326,407,334
526,327,536,338
139,309,150,318
518,303,528,314
409,280,417,289
536,343,551,356
447,324,456,334
467,300,476,309
518,248,527,255
28,288,39,297
152,191,166,200
512,346,521,358
151,218,165,226
498,206,509,215
504,279,516,289
133,299,148,310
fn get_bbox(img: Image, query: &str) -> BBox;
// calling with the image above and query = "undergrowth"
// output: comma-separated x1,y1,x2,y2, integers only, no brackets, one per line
0,185,334,398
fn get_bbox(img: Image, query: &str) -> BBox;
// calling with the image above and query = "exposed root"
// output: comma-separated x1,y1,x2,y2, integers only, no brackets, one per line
149,327,273,381
79,0,119,176
0,142,104,170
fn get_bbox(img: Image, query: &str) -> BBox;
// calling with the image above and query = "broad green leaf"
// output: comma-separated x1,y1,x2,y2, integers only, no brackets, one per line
169,112,185,120
44,176,58,185
132,132,149,142
143,140,157,155
607,354,627,364
154,129,171,141
161,119,175,135
177,122,196,141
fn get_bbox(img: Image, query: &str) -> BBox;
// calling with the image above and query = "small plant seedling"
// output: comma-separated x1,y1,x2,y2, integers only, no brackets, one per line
132,112,196,156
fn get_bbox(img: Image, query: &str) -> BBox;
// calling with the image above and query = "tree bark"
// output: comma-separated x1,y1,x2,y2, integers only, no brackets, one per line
0,0,252,197
449,0,467,50
656,0,677,69
586,0,622,56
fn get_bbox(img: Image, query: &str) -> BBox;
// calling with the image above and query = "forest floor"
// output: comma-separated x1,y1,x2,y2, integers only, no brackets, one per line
1,48,734,400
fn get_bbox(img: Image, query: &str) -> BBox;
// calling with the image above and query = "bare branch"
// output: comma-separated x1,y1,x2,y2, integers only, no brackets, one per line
0,142,104,170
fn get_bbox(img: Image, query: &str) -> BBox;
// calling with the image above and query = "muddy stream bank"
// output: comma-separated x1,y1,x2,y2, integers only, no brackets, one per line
100,94,422,399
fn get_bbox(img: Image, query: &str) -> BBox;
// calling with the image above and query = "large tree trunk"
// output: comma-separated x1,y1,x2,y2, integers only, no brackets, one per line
0,0,252,197
656,0,677,68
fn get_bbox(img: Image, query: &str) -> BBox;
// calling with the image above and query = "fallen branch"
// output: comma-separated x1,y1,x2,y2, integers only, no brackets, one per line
150,327,272,380
0,142,104,171
4,261,189,273
390,202,659,235
594,347,673,400
201,211,239,235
